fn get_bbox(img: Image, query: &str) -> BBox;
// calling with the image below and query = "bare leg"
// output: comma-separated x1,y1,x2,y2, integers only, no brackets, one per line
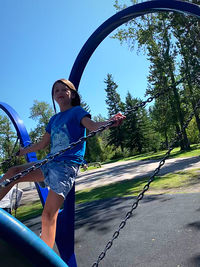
0,162,44,201
41,189,64,248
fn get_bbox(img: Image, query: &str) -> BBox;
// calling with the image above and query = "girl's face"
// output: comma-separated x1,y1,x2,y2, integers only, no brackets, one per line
53,82,75,110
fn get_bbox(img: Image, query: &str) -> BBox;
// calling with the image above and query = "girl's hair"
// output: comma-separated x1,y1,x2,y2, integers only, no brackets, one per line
52,79,80,112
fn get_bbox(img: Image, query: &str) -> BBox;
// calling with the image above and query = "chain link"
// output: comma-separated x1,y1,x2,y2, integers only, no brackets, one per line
0,141,31,168
91,99,200,267
0,81,197,267
1,121,115,187
1,88,162,186
125,78,184,114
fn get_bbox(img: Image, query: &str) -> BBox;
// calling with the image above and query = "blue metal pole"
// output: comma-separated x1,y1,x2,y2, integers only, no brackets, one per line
67,1,200,265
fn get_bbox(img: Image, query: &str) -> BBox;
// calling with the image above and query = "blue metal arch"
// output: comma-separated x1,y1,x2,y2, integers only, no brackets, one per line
0,102,76,266
69,0,200,90
0,102,49,206
1,1,200,266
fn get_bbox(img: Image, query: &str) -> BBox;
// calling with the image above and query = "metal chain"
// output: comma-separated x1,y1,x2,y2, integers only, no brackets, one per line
91,99,200,267
0,87,161,187
0,78,183,170
1,121,116,187
0,140,31,168
125,77,184,114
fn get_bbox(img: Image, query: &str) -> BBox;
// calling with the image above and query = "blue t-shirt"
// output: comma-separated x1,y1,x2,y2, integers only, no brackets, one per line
46,106,90,164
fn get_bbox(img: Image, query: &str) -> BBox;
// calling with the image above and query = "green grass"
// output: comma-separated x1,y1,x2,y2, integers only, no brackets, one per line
16,168,200,222
14,201,43,222
15,144,200,222
102,144,200,164
75,168,200,204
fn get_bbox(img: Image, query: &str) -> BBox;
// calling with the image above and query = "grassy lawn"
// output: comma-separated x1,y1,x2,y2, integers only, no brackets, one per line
103,144,200,163
14,144,200,222
14,201,43,222
75,168,200,204
16,168,200,222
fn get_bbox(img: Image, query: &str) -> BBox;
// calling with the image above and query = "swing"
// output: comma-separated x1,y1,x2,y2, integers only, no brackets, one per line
0,1,200,266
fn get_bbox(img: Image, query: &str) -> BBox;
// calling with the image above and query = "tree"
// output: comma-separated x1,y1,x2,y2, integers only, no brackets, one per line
29,100,54,159
0,115,24,173
170,12,200,136
29,100,54,141
124,92,145,153
113,4,191,150
104,74,126,152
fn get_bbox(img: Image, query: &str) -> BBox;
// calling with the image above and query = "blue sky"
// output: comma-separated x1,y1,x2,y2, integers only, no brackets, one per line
0,0,149,132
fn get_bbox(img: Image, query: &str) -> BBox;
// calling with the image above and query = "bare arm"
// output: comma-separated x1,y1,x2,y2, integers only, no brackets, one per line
81,113,126,132
18,132,51,156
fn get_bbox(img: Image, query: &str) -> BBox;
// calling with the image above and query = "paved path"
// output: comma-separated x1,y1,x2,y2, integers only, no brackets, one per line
25,193,200,267
19,156,200,205
76,156,200,191
75,193,200,267
20,157,200,266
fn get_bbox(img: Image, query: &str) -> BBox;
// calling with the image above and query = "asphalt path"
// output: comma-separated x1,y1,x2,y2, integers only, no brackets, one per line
75,193,200,267
76,156,200,191
21,157,200,266
25,193,200,267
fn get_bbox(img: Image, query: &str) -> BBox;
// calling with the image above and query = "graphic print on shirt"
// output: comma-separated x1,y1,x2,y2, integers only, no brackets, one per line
50,123,70,154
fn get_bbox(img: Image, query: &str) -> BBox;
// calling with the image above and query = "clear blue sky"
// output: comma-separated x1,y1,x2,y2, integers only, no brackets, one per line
0,0,149,132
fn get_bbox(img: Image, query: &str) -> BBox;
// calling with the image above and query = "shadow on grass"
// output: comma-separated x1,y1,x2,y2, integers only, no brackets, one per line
76,156,200,191
76,177,149,204
16,201,43,222
76,167,200,205
102,144,200,164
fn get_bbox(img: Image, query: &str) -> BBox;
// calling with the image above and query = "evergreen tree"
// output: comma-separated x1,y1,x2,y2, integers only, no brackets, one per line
104,74,125,152
124,92,144,153
113,4,191,150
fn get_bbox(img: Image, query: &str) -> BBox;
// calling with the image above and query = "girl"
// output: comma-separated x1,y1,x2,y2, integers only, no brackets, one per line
0,79,125,248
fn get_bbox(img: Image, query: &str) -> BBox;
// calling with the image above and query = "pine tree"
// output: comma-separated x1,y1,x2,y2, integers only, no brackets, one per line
104,74,125,152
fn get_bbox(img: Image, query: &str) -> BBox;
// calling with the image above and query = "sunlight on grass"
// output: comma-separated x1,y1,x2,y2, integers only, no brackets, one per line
75,168,200,204
16,168,200,222
14,201,43,222
102,144,200,164
15,144,200,222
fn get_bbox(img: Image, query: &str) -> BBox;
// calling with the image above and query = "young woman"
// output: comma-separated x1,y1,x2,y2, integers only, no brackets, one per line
0,79,125,248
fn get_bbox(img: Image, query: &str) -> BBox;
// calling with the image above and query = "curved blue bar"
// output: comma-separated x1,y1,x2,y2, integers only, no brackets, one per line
0,209,68,267
69,0,200,89
0,101,49,205
0,104,76,265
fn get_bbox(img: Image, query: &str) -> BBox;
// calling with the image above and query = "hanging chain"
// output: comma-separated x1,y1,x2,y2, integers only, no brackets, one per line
0,137,20,168
125,77,184,114
0,120,116,187
0,77,193,266
91,99,200,267
0,83,169,187
0,77,183,169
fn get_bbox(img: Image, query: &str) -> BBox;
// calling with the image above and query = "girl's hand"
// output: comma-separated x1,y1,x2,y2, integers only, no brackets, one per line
110,113,126,127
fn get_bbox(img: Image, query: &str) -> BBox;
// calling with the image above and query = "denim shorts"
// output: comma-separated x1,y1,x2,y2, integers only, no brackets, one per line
39,160,79,199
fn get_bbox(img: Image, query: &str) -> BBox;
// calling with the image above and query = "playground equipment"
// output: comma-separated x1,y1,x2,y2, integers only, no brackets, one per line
0,1,200,266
